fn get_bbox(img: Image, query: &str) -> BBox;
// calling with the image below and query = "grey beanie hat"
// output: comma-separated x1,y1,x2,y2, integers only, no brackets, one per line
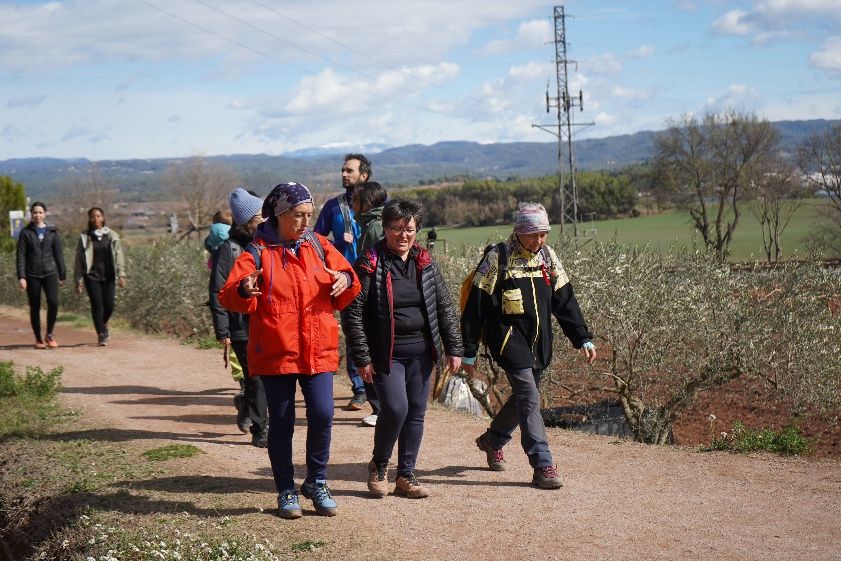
229,187,263,226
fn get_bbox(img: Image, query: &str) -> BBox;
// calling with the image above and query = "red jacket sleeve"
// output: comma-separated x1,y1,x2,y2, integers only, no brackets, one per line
318,233,360,310
218,250,260,315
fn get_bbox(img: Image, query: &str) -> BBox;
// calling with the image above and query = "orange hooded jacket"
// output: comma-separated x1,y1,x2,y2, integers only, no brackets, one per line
218,229,360,376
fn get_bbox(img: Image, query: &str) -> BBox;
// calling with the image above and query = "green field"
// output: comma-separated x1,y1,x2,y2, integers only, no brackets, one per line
433,199,830,261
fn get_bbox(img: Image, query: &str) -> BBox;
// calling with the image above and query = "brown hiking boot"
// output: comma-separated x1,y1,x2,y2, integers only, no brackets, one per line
367,461,389,498
368,460,388,499
476,434,507,471
532,465,563,489
394,473,429,499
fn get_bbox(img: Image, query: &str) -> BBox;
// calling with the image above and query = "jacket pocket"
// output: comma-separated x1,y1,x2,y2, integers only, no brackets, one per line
501,288,524,315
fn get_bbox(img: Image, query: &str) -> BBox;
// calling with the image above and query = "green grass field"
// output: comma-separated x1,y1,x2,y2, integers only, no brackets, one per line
433,199,830,261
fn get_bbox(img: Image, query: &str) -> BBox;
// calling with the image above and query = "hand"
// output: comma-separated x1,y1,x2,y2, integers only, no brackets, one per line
358,363,374,383
118,277,126,289
324,265,348,297
463,363,477,377
343,232,354,244
239,269,263,297
75,282,83,295
221,338,231,368
582,347,597,365
447,355,461,373
59,279,65,288
18,278,26,291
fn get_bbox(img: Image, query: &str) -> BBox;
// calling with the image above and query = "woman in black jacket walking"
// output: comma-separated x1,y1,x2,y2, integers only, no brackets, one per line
16,201,66,348
342,198,462,499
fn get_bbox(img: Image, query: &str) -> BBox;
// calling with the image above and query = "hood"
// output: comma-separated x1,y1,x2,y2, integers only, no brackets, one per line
355,205,383,228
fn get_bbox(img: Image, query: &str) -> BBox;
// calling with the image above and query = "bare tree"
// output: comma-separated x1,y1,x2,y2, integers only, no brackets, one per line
164,156,237,236
749,160,809,262
655,110,780,258
798,124,841,255
56,163,118,231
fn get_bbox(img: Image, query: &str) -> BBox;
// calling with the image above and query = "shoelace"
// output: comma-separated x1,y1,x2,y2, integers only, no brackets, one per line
280,491,299,506
539,466,560,478
400,474,421,487
491,448,505,463
311,483,333,502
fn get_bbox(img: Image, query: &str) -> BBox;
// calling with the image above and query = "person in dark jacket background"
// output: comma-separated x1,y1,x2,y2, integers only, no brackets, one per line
16,201,66,349
210,187,268,447
461,202,596,490
349,180,388,427
73,207,127,346
342,198,462,499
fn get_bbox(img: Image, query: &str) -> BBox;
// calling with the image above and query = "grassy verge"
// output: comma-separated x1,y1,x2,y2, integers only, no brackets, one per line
0,360,310,561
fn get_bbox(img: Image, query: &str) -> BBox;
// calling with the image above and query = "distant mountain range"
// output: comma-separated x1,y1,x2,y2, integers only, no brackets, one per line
2,119,838,200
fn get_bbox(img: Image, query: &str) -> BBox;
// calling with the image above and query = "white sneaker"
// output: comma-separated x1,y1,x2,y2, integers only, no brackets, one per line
362,414,378,427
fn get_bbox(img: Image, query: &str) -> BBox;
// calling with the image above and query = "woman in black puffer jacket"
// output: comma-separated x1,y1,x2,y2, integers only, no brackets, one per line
342,198,462,500
16,201,66,348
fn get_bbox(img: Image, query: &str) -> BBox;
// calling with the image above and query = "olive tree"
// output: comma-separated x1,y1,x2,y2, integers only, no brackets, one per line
798,124,841,255
547,240,840,444
165,156,237,234
749,160,809,262
655,110,780,258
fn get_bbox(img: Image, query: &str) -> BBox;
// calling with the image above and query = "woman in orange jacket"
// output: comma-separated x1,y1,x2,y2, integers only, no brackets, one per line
219,182,360,520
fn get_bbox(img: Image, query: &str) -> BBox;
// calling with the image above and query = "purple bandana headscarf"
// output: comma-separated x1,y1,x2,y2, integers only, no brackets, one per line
513,202,551,235
262,182,313,218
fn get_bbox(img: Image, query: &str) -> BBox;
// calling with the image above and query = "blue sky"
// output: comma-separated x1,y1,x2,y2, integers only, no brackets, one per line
1,0,840,160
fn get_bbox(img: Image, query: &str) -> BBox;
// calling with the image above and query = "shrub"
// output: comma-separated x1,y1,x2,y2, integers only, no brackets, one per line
0,360,63,398
708,422,810,455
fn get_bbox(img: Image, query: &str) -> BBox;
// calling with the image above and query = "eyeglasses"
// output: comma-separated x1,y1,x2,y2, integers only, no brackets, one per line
387,227,417,235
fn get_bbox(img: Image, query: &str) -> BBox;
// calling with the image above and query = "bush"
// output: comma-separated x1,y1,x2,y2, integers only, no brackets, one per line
0,360,63,398
708,422,810,455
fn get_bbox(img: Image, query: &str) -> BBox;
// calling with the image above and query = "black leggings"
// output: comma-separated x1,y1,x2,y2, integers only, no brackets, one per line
84,277,116,336
25,274,59,342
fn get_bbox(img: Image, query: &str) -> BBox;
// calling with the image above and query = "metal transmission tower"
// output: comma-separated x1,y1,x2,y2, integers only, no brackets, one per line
532,5,590,236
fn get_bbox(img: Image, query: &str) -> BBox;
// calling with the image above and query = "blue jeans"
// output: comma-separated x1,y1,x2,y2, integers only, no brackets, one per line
372,345,432,475
346,341,365,394
484,368,553,469
261,372,334,492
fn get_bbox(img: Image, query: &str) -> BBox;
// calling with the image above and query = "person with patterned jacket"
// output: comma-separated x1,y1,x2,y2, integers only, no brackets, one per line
461,202,596,490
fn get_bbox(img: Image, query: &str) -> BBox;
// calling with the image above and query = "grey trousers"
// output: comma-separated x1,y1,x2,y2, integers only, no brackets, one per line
484,367,553,468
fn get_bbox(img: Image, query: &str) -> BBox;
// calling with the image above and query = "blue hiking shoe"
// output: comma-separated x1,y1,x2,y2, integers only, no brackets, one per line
277,489,302,519
300,479,338,516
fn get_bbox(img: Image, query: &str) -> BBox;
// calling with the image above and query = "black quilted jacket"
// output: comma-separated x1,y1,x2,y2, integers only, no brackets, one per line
342,240,463,373
16,224,66,280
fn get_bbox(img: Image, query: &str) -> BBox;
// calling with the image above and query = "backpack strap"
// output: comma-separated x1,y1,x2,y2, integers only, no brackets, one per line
245,241,263,271
303,230,326,265
337,194,353,236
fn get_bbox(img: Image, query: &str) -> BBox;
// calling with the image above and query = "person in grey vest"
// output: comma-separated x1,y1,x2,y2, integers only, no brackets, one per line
313,153,369,411
210,187,268,447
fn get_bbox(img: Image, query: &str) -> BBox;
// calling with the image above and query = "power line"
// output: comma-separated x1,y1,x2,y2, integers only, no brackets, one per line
133,0,457,118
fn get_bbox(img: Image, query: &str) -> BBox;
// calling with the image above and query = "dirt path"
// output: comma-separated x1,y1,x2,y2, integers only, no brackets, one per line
1,306,840,561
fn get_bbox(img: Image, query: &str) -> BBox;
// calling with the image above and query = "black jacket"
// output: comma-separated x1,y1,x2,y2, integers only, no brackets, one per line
16,223,66,280
209,229,251,342
342,240,463,373
461,235,592,371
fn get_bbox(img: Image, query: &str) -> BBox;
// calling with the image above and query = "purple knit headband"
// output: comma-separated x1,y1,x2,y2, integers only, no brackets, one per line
263,182,313,217
513,203,551,235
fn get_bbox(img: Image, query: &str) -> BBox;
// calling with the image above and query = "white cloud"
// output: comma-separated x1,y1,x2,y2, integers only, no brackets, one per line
810,36,841,73
712,10,752,35
593,111,618,127
7,94,47,108
583,53,623,75
611,86,651,101
483,18,551,54
627,45,655,59
703,84,762,113
509,62,552,81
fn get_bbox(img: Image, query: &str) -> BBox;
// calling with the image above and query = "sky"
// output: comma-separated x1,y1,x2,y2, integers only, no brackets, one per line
1,0,840,161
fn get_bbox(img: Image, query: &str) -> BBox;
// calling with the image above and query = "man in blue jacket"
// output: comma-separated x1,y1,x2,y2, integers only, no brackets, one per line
314,154,371,412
